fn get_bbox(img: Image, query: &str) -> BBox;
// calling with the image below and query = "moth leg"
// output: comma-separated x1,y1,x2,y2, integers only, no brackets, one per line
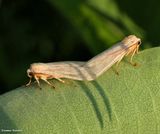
26,71,32,86
55,78,65,83
34,76,41,89
130,48,137,66
125,48,132,56
41,78,55,88
115,55,125,75
26,77,32,86
136,45,139,54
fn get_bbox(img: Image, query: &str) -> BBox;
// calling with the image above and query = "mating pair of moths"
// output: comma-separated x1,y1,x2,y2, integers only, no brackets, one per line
26,35,141,88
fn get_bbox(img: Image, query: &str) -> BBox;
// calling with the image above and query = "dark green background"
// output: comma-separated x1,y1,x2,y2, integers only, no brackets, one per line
0,0,159,94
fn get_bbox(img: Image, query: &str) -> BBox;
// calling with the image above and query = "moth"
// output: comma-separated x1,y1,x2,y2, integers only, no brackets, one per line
26,35,141,88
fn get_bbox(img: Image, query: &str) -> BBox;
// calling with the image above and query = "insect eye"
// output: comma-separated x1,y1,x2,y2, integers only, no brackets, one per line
138,41,141,45
29,72,32,76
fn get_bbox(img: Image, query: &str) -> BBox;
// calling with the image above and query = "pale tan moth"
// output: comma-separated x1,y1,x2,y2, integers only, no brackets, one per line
26,35,141,88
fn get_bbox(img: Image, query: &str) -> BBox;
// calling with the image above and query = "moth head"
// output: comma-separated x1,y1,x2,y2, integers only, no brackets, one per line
122,35,141,47
27,69,33,78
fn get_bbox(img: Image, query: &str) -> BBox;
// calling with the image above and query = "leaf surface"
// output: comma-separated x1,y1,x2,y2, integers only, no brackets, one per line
0,47,160,134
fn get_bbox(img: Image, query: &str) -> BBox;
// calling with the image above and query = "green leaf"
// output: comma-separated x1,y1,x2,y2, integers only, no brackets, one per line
0,47,160,133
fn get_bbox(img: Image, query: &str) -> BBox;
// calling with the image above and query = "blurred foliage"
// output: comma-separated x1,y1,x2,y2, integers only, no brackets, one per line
0,0,159,94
